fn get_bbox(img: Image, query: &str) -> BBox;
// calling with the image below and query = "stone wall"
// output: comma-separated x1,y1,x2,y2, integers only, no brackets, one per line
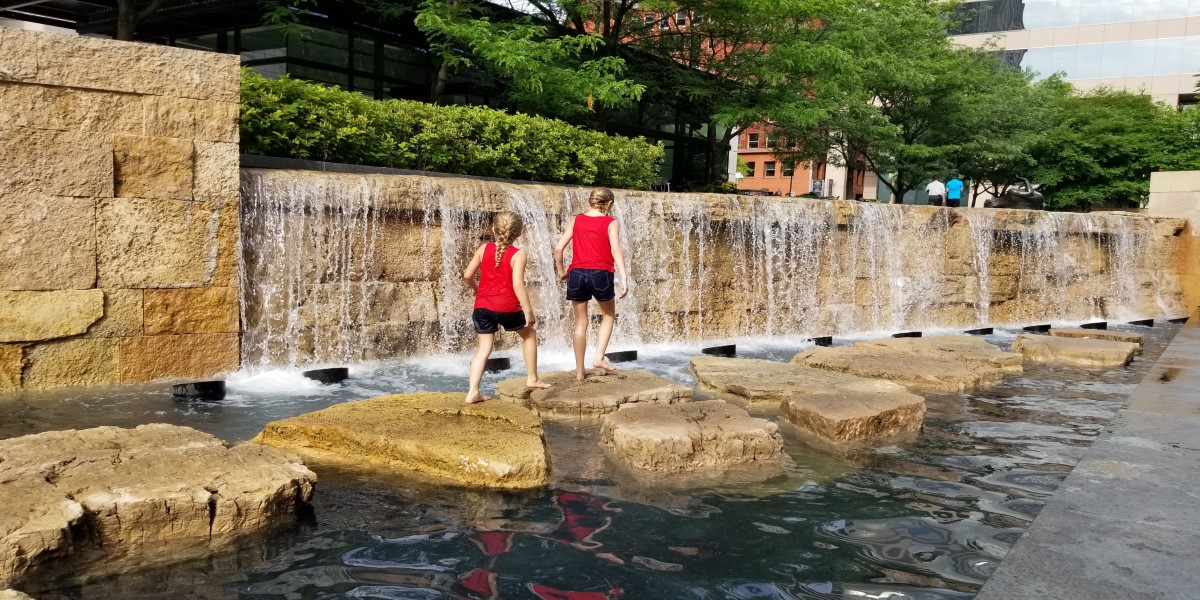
241,168,1188,368
0,28,241,392
1147,171,1200,319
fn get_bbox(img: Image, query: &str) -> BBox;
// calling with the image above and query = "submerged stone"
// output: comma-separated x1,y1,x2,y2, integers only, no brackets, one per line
601,401,784,472
253,392,549,490
497,370,691,417
1011,334,1138,368
859,335,1024,373
0,424,315,588
1049,328,1144,352
793,343,1010,392
0,590,33,600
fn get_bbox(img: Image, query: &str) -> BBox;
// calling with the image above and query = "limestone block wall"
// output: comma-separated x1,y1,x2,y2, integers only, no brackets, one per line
0,28,241,392
1148,171,1200,318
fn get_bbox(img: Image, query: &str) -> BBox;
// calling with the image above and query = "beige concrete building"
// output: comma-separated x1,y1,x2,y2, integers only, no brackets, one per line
952,1,1200,105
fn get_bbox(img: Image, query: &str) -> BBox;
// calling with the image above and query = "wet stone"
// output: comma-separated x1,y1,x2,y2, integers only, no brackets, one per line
1011,334,1138,368
601,400,784,472
497,370,692,417
859,335,1024,373
793,343,1011,392
1049,328,1145,353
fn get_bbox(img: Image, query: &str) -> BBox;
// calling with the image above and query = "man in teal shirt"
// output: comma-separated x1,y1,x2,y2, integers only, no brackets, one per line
946,175,964,207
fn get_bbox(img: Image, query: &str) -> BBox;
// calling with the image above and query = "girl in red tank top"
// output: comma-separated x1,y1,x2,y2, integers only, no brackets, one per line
462,212,551,404
553,189,629,381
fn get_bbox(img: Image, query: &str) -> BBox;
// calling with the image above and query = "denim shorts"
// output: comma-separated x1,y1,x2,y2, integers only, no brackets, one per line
472,308,527,334
566,268,615,302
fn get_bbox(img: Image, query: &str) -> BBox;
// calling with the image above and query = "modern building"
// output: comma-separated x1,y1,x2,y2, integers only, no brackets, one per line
951,0,1200,106
730,126,815,196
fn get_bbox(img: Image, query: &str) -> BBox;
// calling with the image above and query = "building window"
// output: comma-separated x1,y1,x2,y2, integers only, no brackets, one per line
765,161,777,177
675,11,688,26
745,161,756,177
747,132,760,148
644,13,656,25
659,16,670,29
782,163,795,177
766,133,778,148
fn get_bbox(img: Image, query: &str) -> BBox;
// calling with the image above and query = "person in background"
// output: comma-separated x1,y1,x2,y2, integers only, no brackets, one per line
946,175,965,208
925,177,946,207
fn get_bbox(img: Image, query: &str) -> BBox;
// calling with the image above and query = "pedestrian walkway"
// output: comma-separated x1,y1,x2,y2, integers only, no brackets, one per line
976,316,1200,600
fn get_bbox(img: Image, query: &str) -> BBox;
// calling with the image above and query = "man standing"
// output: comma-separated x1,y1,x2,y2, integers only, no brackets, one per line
946,175,965,208
925,177,946,207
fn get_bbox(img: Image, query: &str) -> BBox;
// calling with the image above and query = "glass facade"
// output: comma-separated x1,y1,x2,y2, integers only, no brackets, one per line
1014,36,1200,79
953,0,1200,35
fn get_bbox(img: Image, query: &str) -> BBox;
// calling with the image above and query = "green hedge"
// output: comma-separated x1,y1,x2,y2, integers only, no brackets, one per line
240,70,665,190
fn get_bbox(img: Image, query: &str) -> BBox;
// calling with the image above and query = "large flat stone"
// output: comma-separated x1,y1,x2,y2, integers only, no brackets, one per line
0,194,97,291
0,424,315,588
0,82,142,135
792,345,1008,392
600,401,784,471
1011,334,1137,368
113,136,194,200
0,28,39,82
143,287,239,335
144,96,239,143
96,198,227,288
1049,328,1144,351
117,333,239,383
22,338,119,390
859,335,1023,373
0,290,104,343
497,370,692,417
85,289,144,338
193,141,240,202
0,126,112,197
253,393,548,490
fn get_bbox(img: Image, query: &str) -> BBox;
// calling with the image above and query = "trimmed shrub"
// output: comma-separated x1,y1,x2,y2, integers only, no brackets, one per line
240,70,665,190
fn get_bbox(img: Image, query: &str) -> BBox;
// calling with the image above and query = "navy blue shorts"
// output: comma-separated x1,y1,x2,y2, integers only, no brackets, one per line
566,268,615,302
472,308,527,334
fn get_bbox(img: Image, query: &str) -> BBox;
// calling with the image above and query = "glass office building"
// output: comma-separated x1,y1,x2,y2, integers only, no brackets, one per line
951,0,1200,105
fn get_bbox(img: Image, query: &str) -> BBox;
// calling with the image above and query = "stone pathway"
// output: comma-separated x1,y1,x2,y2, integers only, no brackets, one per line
601,401,783,471
793,341,1012,392
1049,327,1145,352
497,370,691,417
975,322,1200,600
1012,334,1138,367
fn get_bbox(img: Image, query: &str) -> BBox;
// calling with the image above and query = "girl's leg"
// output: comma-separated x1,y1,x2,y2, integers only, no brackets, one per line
466,333,495,404
516,326,551,389
593,298,618,371
572,301,590,381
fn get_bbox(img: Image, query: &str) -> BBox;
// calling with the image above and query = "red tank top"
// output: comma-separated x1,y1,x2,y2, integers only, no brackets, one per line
474,243,522,312
568,214,616,272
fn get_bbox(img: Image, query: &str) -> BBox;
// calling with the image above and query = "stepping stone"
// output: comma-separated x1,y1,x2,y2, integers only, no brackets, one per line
1,425,315,588
254,393,547,490
1011,334,1138,368
601,401,783,472
793,344,1009,392
1050,328,1144,353
691,356,926,445
859,335,1023,373
497,370,691,417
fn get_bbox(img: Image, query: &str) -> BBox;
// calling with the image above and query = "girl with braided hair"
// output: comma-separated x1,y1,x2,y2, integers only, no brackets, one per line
462,211,551,404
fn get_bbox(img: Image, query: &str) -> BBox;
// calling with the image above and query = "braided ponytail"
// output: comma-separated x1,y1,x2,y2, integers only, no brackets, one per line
492,211,524,267
588,188,615,214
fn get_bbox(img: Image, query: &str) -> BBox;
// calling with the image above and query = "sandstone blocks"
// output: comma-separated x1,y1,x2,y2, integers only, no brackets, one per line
0,290,103,343
793,344,1011,392
1049,328,1145,351
254,393,549,490
1012,334,1138,368
601,401,784,471
497,370,692,417
0,424,315,588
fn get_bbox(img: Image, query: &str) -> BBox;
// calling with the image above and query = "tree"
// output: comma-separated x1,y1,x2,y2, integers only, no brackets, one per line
115,0,165,40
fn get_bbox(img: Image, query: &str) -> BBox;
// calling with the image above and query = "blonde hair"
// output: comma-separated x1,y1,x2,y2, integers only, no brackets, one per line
588,188,615,214
492,211,524,267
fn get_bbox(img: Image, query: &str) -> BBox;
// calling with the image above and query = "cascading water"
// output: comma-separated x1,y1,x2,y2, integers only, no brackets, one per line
239,169,1184,369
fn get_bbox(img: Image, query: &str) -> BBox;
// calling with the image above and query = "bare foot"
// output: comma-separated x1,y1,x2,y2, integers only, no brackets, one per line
592,360,617,372
575,371,587,382
465,392,492,404
526,380,552,390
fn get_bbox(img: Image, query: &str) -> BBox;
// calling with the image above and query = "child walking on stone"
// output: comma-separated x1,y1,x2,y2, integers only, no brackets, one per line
463,211,550,404
554,188,629,381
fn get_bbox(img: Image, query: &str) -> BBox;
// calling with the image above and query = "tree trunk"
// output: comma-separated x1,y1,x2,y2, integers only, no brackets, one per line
431,60,450,104
116,0,137,41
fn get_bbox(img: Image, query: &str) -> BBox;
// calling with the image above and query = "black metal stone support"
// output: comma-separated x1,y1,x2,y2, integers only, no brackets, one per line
484,358,511,373
172,381,226,400
964,327,994,335
606,351,638,363
303,367,350,384
701,345,736,357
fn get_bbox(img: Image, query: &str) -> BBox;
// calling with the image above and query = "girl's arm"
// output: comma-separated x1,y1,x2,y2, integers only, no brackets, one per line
510,250,536,327
608,221,629,299
553,216,575,282
462,244,485,291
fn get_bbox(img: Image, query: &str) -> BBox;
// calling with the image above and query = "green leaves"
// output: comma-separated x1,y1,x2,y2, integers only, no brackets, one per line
239,69,664,189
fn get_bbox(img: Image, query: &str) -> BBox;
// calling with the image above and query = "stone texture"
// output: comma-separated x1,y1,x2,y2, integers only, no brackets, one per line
113,136,194,200
792,344,1009,392
22,338,119,390
0,28,38,82
254,393,548,490
1049,328,1145,351
193,141,240,201
601,401,784,471
1011,334,1138,368
0,424,315,588
0,290,104,343
0,82,143,135
0,345,22,392
0,590,34,600
0,126,112,197
144,96,238,143
0,194,96,291
85,289,144,338
117,333,239,383
497,370,693,417
143,287,239,335
97,198,226,288
859,335,1024,373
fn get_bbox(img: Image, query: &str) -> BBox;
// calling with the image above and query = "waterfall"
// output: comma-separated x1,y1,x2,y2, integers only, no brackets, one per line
239,169,1184,369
